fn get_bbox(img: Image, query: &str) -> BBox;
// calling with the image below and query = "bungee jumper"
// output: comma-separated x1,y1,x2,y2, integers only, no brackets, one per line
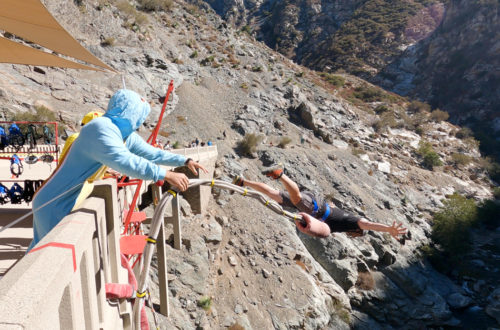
233,164,407,240
28,89,207,251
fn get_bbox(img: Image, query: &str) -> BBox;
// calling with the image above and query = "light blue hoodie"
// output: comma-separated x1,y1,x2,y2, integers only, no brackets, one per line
28,89,186,250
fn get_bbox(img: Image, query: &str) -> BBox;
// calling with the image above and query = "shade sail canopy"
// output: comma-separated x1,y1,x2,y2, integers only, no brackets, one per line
0,36,101,71
0,0,115,72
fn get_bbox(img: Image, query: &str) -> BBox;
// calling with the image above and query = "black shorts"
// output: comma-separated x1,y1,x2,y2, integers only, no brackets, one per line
325,207,360,233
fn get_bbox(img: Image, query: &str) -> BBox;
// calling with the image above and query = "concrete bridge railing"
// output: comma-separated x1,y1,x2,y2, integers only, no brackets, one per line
0,146,218,329
0,180,129,330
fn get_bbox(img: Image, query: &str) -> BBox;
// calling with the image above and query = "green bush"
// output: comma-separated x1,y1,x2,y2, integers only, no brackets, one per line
237,133,263,156
172,141,181,149
10,105,65,135
417,141,442,169
374,105,389,114
322,0,431,74
423,152,442,169
11,105,58,122
320,73,345,87
432,194,478,254
197,296,212,311
493,187,500,200
487,160,500,183
430,109,450,122
477,199,500,229
190,50,198,58
353,85,384,102
200,56,215,66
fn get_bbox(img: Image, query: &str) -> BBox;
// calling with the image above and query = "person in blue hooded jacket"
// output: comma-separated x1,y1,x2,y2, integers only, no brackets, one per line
28,89,207,250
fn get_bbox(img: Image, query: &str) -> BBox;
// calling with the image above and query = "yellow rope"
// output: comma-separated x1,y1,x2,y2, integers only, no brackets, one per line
167,190,176,197
146,237,156,244
136,291,147,298
210,179,215,187
242,189,247,196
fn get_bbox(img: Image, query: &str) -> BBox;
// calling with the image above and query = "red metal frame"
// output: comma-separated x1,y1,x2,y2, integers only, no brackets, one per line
121,81,174,236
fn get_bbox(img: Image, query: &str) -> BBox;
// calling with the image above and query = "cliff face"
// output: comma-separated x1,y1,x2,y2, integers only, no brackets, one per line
203,0,499,125
0,0,498,328
377,0,500,123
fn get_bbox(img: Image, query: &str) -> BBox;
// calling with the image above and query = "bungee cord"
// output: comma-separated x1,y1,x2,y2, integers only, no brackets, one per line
133,178,304,328
0,176,304,330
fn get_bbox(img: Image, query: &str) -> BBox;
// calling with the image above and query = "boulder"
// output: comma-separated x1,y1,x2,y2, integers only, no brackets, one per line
447,292,472,309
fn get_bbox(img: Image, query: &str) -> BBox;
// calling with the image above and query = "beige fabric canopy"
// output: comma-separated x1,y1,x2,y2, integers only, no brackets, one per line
0,36,101,71
0,0,115,72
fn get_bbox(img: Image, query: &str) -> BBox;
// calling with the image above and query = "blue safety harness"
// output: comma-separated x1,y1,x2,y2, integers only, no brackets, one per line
312,199,331,222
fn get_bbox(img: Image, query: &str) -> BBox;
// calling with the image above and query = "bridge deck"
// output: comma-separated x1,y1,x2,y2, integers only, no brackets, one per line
0,208,32,278
0,158,50,279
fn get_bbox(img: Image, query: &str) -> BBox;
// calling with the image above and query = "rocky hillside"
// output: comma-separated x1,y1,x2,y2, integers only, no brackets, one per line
0,0,499,328
376,0,500,126
202,0,499,131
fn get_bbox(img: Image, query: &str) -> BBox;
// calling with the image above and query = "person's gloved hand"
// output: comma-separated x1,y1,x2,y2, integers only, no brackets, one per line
164,171,189,191
295,212,331,238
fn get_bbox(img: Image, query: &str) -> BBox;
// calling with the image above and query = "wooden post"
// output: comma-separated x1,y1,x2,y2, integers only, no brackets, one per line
157,220,169,317
165,195,182,250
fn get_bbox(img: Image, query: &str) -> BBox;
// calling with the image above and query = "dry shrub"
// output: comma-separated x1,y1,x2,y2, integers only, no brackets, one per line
101,37,115,46
455,127,473,139
430,109,449,122
356,271,375,290
228,54,240,66
116,0,136,16
228,324,245,330
184,3,199,15
351,147,365,156
373,112,397,132
137,0,173,12
158,130,170,138
278,136,292,148
450,153,471,166
407,100,431,113
237,133,263,156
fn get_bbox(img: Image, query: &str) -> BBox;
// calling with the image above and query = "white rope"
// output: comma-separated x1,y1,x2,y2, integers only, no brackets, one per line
121,75,127,89
133,179,304,328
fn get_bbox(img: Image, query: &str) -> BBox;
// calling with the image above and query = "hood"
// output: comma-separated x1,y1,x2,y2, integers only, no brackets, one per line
104,89,151,139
